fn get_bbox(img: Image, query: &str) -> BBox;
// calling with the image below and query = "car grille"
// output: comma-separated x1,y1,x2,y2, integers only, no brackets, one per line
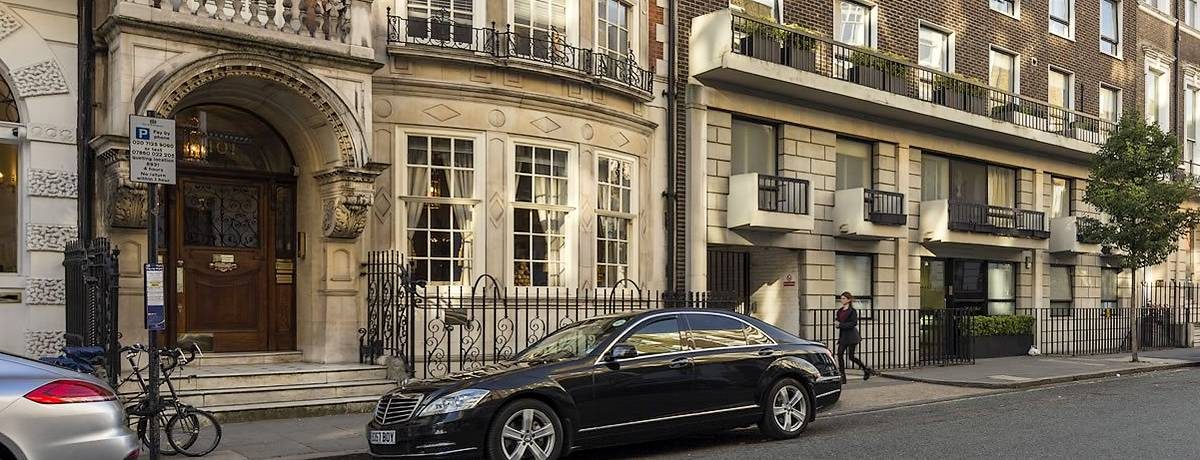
374,393,423,425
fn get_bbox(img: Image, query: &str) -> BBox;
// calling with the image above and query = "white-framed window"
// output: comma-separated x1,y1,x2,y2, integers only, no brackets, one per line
512,143,574,287
596,0,631,59
1049,265,1073,316
835,0,874,47
513,0,574,59
989,0,1018,17
596,153,636,287
1048,67,1073,130
1188,0,1199,28
1150,0,1170,15
1185,83,1200,176
1146,60,1171,127
918,23,952,72
403,133,480,285
835,253,873,314
1099,84,1122,123
730,0,782,22
986,262,1016,315
989,47,1018,93
1100,0,1121,56
1050,176,1071,219
404,0,478,43
1049,0,1073,38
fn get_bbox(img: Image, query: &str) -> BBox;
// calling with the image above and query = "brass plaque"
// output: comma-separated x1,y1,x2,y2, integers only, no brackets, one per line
214,254,235,263
208,254,238,273
276,274,294,284
275,259,295,272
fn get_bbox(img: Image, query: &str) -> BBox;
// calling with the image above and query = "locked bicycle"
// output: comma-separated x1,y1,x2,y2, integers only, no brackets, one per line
119,344,222,457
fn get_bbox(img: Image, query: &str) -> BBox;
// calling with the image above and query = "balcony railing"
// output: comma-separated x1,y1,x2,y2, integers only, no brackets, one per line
117,0,353,43
1075,216,1106,245
386,13,654,94
948,201,1049,239
757,175,809,215
728,13,1114,144
864,189,906,225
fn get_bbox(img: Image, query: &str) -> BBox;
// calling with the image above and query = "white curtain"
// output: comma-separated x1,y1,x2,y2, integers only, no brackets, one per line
987,263,1015,315
987,166,1015,207
921,155,949,201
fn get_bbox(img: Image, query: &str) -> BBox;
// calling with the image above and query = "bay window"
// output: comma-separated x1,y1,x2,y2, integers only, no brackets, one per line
514,0,569,59
597,0,631,59
407,0,475,43
596,155,634,287
835,253,873,314
406,135,477,284
513,144,570,286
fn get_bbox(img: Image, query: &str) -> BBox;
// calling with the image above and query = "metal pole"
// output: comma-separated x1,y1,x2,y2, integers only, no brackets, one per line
145,108,161,460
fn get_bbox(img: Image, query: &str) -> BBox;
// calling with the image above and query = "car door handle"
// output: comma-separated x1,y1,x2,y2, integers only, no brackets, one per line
668,357,693,369
757,348,778,356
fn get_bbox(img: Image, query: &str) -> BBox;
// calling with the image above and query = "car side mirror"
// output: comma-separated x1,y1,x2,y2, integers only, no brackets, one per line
608,344,638,361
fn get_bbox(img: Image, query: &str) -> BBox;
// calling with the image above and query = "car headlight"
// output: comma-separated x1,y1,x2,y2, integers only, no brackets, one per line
417,389,491,417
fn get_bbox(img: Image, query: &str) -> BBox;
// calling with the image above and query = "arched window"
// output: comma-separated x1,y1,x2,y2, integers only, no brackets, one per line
0,75,17,122
174,104,294,175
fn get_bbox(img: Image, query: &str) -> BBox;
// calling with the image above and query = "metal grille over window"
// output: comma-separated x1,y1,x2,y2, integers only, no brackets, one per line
0,76,17,122
407,135,475,284
596,156,633,287
514,145,570,286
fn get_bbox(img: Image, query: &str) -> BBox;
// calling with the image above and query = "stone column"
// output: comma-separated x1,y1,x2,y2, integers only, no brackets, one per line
685,85,709,291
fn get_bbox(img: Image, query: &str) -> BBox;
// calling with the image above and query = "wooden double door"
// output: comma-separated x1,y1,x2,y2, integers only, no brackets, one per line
168,174,297,352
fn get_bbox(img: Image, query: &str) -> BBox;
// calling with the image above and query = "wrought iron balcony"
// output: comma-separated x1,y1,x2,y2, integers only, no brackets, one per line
947,201,1049,239
756,174,809,215
728,173,813,232
834,188,906,239
865,189,906,225
386,14,654,95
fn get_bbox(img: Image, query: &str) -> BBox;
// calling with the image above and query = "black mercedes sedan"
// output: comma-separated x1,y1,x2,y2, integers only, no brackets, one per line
367,308,842,459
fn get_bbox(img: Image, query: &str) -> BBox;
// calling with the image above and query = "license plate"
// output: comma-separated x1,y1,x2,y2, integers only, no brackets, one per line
369,430,396,445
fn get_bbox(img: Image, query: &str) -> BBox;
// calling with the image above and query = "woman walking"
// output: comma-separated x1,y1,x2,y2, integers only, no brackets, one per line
835,291,874,383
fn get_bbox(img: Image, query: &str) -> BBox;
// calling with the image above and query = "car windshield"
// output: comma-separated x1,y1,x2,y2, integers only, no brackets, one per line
517,316,629,362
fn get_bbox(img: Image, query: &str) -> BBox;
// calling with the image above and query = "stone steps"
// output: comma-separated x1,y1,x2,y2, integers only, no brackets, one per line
191,351,304,367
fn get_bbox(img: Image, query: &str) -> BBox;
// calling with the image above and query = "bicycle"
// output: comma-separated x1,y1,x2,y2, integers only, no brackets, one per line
119,344,222,457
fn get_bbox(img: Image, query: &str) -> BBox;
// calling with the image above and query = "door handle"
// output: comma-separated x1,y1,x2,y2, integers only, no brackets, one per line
757,348,778,356
668,357,693,369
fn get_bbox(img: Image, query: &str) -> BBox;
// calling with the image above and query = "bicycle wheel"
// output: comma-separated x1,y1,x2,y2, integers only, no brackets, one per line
136,411,182,455
167,409,221,457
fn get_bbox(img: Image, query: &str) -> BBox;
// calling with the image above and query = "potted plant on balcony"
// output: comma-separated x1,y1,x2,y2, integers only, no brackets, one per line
932,74,988,115
779,24,820,72
968,314,1035,359
1076,215,1106,245
990,102,1049,131
734,16,786,63
1065,117,1101,142
847,48,911,95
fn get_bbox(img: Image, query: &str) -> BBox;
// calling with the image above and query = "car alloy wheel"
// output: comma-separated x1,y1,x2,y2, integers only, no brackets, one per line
772,383,807,433
500,408,556,460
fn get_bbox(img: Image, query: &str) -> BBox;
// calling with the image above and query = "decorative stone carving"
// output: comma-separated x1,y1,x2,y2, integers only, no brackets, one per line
611,131,630,148
26,278,65,305
28,169,78,198
488,110,506,128
316,163,388,239
0,7,21,41
26,224,76,251
373,187,392,224
581,123,595,140
99,149,148,229
27,123,76,144
423,104,460,122
531,116,561,133
11,60,70,97
25,330,65,358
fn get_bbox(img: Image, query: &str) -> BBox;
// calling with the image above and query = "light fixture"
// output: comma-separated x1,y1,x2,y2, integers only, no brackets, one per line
1023,256,1031,269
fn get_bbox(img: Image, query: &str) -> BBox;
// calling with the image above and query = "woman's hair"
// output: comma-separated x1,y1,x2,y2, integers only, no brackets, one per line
840,291,854,302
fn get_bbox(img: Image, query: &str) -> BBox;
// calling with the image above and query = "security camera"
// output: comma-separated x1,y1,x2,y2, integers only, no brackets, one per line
0,126,20,142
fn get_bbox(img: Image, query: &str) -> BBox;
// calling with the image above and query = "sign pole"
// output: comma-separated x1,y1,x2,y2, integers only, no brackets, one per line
130,109,175,460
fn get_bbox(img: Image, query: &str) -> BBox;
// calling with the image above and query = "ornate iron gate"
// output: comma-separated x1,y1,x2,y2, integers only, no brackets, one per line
63,238,121,387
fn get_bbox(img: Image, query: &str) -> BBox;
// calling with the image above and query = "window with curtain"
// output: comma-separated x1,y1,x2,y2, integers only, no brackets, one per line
1101,268,1120,311
1050,176,1071,219
952,159,987,204
514,145,570,286
990,0,1016,16
1100,0,1120,55
407,135,476,284
918,26,950,72
987,166,1015,208
1050,265,1073,316
836,138,872,190
989,48,1016,93
837,1,871,47
514,0,569,59
596,155,634,287
0,143,16,273
407,0,474,43
731,119,777,176
921,154,950,201
1147,67,1169,126
1048,68,1071,109
597,0,631,59
1049,0,1071,37
835,253,873,314
1100,85,1121,123
986,262,1015,315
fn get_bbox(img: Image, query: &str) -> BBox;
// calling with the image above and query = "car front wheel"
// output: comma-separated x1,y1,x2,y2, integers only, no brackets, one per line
486,399,564,460
758,377,810,439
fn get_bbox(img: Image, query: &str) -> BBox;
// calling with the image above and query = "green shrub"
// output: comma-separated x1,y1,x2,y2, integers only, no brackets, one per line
968,315,1035,336
932,74,988,98
849,48,910,77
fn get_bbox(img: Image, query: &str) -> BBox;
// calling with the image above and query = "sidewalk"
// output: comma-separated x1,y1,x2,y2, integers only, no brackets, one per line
148,413,370,460
881,348,1200,389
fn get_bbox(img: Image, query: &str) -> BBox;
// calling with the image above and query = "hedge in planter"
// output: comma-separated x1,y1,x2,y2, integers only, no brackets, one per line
969,315,1035,359
932,74,988,115
847,49,911,95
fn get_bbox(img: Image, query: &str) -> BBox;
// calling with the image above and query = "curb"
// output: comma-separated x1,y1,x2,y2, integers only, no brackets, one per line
878,360,1200,389
823,391,1006,418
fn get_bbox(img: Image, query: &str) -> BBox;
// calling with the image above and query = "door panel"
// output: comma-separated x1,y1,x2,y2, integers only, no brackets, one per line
684,314,768,412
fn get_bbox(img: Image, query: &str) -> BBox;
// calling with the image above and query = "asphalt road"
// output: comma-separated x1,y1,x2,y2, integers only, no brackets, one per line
568,368,1200,459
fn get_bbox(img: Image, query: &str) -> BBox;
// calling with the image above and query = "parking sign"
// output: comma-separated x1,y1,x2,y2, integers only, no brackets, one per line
129,115,176,184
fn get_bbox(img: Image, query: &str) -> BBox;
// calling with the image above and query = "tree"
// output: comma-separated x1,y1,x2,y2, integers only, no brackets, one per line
1084,112,1199,361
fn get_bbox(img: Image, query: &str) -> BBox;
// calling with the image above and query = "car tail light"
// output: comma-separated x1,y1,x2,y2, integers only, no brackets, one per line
24,379,117,404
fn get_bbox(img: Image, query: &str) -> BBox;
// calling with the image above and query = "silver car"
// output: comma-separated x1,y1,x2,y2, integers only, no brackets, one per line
0,351,139,460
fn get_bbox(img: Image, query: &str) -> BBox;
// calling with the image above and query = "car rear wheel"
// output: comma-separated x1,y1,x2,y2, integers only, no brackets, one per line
486,399,563,460
758,377,810,439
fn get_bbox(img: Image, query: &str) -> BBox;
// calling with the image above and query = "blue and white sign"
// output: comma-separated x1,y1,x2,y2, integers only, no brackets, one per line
144,263,167,331
129,115,176,185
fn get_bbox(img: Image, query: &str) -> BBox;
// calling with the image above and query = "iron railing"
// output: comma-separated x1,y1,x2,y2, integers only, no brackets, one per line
757,174,809,214
64,238,121,387
864,189,905,225
801,308,975,371
386,13,654,94
948,201,1049,239
1021,306,1191,357
361,251,738,378
728,13,1115,144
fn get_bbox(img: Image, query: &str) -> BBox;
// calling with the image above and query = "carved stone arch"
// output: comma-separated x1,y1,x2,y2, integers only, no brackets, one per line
134,52,367,167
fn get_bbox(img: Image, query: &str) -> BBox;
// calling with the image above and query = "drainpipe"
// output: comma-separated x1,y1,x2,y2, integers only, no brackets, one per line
664,0,679,289
77,0,94,241
1173,6,1181,139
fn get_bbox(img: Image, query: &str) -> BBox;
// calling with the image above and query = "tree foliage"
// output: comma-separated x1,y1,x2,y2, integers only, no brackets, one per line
1084,113,1200,270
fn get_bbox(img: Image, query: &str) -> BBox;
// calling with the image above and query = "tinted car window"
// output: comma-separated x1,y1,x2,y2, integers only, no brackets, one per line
745,323,773,346
624,317,686,356
687,314,750,349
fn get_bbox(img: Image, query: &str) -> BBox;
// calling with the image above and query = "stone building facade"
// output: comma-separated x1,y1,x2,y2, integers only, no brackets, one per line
0,1,80,356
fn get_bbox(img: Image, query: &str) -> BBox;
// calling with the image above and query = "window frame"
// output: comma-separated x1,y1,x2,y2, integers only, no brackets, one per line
397,128,487,288
1049,264,1074,317
507,138,579,288
508,0,580,46
1098,83,1122,123
985,262,1017,316
594,151,639,288
917,21,954,73
989,46,1020,94
1101,267,1121,311
1145,56,1171,127
989,0,1020,18
595,0,636,60
1185,81,1200,177
834,0,877,48
1048,0,1074,39
397,0,488,33
0,140,20,276
834,252,875,319
1099,0,1122,57
1049,175,1073,219
835,136,874,191
619,315,688,357
729,116,779,176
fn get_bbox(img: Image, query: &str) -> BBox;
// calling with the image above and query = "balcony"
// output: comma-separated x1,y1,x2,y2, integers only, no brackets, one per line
386,14,654,99
689,10,1112,159
1050,216,1105,254
728,173,813,232
110,0,373,60
834,188,906,239
919,200,1049,250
